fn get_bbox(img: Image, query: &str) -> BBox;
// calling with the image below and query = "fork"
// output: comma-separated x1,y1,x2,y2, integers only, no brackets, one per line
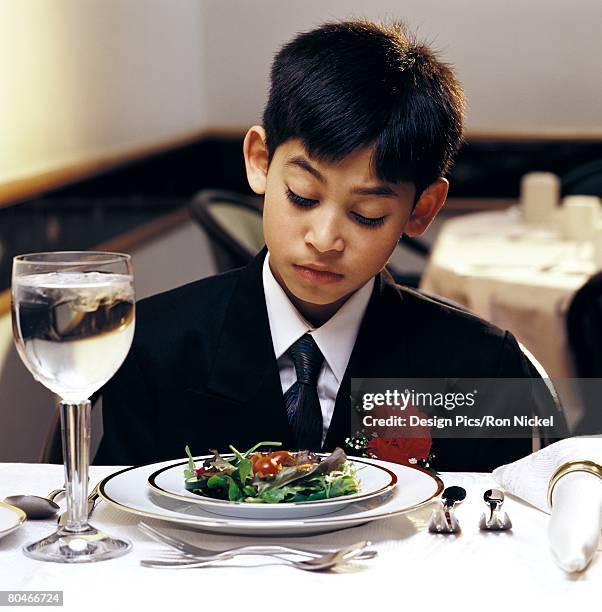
140,540,369,571
138,521,376,560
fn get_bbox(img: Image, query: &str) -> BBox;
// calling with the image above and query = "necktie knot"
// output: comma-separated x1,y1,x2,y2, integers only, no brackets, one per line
288,334,324,386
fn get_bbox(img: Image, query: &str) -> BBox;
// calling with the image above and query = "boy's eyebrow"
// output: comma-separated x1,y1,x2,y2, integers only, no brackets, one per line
285,156,326,183
284,156,397,197
351,184,397,198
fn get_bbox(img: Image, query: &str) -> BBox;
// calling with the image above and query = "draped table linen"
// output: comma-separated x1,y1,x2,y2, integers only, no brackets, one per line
1,463,600,610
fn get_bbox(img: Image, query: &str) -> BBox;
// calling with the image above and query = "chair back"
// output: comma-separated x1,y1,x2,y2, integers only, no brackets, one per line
566,271,602,434
189,190,264,272
387,236,431,288
567,271,602,378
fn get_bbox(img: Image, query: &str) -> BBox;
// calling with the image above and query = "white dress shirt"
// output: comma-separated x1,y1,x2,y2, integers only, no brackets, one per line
262,252,374,446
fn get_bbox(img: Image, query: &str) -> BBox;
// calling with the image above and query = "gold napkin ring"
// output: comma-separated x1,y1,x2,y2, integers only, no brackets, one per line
547,460,602,510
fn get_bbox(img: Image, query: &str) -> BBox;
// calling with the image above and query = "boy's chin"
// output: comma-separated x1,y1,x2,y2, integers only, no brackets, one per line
289,285,352,308
284,281,359,324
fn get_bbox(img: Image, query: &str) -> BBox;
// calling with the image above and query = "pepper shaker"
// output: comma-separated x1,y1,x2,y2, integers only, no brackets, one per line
479,489,512,531
428,486,466,534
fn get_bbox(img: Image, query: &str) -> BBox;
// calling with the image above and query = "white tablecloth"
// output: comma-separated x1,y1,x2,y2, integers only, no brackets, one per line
421,207,595,428
1,463,600,610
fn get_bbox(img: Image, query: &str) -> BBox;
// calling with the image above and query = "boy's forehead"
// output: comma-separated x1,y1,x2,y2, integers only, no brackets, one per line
279,139,379,183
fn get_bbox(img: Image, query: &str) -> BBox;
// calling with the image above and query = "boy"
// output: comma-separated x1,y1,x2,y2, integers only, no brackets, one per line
94,20,564,470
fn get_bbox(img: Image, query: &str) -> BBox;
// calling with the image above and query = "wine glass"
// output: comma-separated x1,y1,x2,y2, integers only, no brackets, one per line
11,252,135,563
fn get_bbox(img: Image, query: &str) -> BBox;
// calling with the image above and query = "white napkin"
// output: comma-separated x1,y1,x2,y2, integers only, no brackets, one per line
493,436,602,572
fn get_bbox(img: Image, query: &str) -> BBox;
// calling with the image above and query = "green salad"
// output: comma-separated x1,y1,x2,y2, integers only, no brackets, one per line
183,441,360,504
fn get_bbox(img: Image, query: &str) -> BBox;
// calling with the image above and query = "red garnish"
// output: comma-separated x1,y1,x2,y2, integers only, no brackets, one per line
366,436,431,466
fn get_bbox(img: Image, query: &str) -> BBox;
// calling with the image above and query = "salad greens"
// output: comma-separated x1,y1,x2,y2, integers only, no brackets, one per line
183,441,360,504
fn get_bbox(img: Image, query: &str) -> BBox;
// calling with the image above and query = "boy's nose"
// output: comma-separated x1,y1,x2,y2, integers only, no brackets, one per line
305,214,345,253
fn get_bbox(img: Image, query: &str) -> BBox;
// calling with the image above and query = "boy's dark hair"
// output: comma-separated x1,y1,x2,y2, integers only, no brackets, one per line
263,19,465,198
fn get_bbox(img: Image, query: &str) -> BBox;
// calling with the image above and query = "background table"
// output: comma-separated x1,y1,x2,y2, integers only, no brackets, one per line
421,207,595,428
1,463,600,610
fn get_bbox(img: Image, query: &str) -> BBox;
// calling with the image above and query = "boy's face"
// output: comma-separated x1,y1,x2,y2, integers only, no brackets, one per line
244,126,447,323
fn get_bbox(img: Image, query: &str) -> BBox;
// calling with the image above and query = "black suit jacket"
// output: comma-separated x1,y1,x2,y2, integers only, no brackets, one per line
94,248,566,471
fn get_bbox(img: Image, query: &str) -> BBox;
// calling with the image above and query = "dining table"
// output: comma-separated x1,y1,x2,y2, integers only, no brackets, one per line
1,462,600,610
420,206,597,429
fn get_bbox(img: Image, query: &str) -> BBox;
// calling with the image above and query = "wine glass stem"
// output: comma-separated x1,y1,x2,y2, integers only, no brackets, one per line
59,400,91,532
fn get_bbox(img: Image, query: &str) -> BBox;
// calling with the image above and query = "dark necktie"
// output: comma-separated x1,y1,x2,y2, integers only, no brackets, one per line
284,333,325,451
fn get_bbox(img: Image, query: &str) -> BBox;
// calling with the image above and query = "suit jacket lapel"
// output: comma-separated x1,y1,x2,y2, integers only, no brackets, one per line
203,247,293,442
323,268,410,450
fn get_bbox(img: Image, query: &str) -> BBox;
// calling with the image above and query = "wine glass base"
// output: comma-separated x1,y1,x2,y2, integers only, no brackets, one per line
22,524,132,563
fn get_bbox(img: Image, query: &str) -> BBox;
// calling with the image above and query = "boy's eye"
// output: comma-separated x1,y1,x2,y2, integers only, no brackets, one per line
350,211,386,228
285,187,386,228
286,187,317,208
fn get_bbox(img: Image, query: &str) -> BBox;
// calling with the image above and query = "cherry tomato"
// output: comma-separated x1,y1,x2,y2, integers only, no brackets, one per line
252,457,280,476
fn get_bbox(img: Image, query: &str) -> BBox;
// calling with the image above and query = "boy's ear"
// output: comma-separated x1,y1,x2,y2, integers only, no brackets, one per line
404,178,449,236
243,125,269,195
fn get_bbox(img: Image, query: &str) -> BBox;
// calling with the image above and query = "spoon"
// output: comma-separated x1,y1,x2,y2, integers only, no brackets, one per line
4,488,64,520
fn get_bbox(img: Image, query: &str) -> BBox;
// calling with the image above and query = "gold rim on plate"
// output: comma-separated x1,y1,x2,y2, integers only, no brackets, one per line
0,501,27,537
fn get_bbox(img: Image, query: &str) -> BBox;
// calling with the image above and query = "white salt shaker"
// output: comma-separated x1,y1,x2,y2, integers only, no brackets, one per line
521,172,559,226
561,195,601,241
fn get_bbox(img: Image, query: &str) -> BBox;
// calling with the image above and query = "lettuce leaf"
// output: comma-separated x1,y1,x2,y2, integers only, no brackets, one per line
183,445,196,479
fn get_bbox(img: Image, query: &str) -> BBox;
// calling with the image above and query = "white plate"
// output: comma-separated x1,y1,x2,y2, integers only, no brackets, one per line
99,456,443,536
0,501,26,540
147,455,397,519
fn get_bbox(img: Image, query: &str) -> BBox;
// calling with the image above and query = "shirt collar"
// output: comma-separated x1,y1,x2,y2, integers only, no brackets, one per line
262,252,374,384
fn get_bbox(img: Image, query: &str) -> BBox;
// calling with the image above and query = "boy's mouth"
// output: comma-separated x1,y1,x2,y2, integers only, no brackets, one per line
293,263,344,284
